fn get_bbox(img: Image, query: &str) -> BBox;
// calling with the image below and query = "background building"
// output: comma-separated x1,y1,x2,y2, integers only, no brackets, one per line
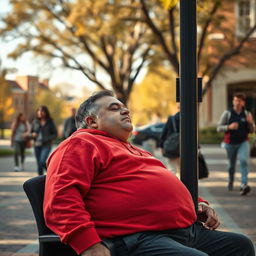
200,0,256,127
7,75,49,122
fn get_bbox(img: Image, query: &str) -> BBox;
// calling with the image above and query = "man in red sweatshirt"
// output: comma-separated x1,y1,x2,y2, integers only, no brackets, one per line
44,90,254,256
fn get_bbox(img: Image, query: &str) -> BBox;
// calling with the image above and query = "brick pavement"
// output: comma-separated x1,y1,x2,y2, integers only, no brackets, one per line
0,142,255,255
199,145,256,246
0,155,38,256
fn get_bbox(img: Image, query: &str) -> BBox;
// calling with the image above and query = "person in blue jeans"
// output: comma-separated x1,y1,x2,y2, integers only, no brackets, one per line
30,106,57,175
217,92,255,195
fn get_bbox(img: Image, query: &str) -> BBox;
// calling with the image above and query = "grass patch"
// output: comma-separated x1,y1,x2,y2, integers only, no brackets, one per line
0,148,33,157
0,148,15,156
199,126,256,144
199,126,223,144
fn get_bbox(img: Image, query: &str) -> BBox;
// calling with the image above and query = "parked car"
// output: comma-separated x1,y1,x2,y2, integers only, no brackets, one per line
130,122,165,148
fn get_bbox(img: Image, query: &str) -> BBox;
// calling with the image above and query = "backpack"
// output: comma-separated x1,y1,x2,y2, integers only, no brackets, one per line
163,116,180,158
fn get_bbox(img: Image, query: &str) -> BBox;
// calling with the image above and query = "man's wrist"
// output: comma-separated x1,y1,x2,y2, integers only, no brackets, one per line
198,201,209,207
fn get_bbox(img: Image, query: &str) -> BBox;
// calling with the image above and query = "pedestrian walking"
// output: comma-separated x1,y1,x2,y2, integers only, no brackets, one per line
160,106,180,175
160,107,208,179
10,112,30,171
217,92,255,195
30,106,57,175
63,107,77,139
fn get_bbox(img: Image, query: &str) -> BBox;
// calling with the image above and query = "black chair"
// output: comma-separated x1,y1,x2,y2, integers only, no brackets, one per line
23,175,79,256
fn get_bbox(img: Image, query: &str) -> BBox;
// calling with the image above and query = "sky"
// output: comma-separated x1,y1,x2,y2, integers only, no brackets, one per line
0,0,96,97
0,0,146,97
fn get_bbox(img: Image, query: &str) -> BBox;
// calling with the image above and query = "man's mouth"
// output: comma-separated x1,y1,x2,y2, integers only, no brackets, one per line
122,116,131,122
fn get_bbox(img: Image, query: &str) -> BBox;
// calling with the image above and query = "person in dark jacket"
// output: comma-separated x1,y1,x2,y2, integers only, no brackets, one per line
30,106,57,175
160,107,209,180
63,107,77,139
160,107,180,175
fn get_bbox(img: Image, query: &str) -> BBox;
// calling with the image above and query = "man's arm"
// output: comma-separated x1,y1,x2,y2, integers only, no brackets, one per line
44,137,103,255
246,111,255,133
217,110,230,132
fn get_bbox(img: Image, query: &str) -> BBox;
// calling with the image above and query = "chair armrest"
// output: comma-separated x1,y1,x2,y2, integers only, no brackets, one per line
39,234,61,243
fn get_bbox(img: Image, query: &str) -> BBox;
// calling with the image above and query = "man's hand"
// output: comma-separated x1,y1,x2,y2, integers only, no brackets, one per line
81,242,111,256
228,122,239,130
32,132,38,138
197,203,220,230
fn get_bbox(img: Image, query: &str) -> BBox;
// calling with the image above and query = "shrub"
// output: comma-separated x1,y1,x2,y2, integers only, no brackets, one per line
199,126,223,144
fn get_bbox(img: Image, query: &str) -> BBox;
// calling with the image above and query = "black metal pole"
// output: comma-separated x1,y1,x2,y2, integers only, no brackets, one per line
179,0,198,211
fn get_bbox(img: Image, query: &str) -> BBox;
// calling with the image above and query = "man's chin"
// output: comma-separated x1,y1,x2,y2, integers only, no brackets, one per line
123,123,133,131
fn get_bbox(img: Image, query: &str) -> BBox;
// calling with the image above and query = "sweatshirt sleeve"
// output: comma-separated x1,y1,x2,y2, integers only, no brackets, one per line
217,110,230,132
198,196,209,205
43,137,103,255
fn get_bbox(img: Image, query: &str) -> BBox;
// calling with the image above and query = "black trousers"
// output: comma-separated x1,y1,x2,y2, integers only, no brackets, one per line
104,222,255,256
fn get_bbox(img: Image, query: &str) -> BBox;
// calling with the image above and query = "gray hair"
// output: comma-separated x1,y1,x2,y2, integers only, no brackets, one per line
75,90,114,129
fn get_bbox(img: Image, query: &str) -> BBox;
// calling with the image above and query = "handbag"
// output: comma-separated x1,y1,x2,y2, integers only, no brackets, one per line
250,139,256,158
25,139,33,149
163,116,180,158
198,151,209,179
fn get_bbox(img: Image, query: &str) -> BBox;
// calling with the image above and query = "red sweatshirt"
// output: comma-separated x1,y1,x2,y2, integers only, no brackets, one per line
44,129,204,254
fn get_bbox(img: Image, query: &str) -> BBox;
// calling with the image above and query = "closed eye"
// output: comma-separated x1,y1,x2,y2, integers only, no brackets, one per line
109,105,120,111
108,103,124,111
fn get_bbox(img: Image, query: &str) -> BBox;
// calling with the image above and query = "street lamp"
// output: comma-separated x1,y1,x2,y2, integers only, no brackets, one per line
179,0,198,211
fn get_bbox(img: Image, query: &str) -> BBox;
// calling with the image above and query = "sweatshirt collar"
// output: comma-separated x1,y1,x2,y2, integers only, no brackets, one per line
75,129,130,144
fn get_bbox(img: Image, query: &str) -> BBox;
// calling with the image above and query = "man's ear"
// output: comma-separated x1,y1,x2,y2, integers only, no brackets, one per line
85,116,98,129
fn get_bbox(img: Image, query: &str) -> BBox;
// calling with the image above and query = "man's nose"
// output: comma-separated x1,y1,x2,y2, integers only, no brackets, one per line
121,107,129,114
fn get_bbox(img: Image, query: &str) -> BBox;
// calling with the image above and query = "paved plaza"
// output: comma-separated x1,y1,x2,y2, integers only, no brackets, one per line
0,142,255,256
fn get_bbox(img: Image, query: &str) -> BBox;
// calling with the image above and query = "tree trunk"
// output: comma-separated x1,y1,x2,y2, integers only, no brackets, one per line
0,111,4,139
0,128,4,139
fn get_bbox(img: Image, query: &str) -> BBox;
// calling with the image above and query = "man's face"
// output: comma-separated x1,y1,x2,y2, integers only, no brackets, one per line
233,96,245,110
92,96,133,141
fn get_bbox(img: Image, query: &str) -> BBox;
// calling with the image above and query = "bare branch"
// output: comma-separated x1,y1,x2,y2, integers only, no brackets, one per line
168,8,178,60
198,1,221,65
129,47,151,93
140,0,179,74
40,3,110,72
203,23,256,95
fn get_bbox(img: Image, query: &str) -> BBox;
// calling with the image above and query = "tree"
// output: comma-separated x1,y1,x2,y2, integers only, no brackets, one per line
130,66,177,125
0,63,14,138
138,0,256,95
0,0,151,104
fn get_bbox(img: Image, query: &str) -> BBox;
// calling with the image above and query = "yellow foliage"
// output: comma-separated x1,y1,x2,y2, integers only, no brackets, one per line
129,66,177,126
159,0,179,9
35,89,66,126
0,77,14,123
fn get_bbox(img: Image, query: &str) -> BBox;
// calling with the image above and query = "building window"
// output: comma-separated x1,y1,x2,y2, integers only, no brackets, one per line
14,98,19,106
236,0,256,37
